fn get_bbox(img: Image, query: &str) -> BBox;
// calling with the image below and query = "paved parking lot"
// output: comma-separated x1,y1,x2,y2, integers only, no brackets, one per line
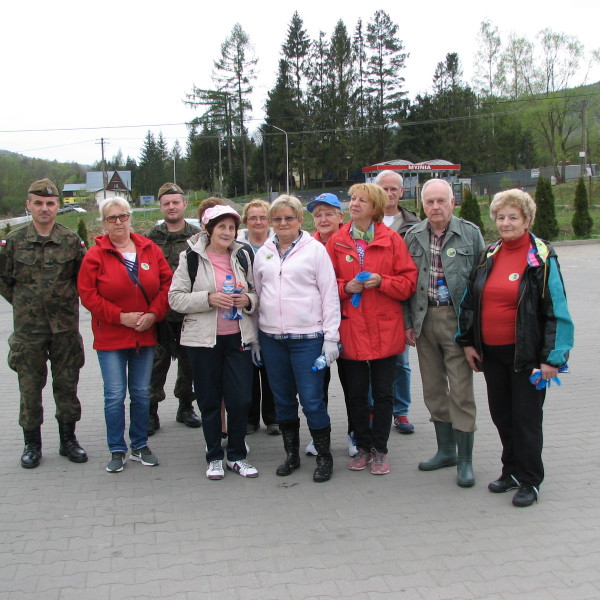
0,241,598,600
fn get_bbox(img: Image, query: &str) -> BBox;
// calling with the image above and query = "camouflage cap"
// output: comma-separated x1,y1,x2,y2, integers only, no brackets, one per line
158,182,184,199
28,178,59,197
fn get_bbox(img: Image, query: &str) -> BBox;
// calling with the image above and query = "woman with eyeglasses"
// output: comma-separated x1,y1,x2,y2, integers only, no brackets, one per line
253,195,341,483
236,200,279,437
78,197,172,473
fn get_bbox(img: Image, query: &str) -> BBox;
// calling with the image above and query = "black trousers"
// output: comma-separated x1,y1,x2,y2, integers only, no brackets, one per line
483,344,546,487
186,333,252,463
338,355,396,454
248,363,276,427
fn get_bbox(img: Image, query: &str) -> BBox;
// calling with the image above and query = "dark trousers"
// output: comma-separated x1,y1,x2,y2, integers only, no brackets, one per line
150,323,196,405
483,344,546,487
186,333,252,463
338,355,396,454
248,363,276,427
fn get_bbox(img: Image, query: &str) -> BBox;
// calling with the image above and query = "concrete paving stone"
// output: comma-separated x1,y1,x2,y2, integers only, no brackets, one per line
1,244,600,599
35,572,87,593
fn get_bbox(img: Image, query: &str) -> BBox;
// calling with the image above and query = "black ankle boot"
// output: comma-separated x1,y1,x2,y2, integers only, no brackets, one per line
147,402,160,436
21,428,42,469
176,399,202,428
310,427,333,483
276,420,300,476
58,422,88,463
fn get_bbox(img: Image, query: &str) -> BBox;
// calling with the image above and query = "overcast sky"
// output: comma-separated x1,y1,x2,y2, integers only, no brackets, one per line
2,0,598,166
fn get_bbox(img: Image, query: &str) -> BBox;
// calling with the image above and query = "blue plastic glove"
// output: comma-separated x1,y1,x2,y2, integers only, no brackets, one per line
529,364,570,390
350,271,372,308
251,343,262,367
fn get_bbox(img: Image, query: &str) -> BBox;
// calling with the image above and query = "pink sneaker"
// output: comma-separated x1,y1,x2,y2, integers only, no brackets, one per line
370,450,390,475
347,449,373,471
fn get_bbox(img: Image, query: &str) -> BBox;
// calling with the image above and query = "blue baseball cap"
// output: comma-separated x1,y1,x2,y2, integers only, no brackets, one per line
307,193,342,213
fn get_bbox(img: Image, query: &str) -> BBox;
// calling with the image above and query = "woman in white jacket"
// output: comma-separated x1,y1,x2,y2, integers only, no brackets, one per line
169,206,259,481
253,195,341,483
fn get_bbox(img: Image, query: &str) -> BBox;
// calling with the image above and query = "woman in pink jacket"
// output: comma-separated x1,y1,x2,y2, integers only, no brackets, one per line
253,195,341,483
327,183,417,476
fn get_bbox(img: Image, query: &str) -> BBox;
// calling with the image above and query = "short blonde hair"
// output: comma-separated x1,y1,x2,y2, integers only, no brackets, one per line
98,197,132,221
490,189,536,226
348,183,387,222
269,195,304,222
242,199,270,225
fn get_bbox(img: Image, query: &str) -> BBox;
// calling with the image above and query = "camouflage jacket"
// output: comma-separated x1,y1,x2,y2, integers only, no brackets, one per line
0,222,86,333
146,220,200,322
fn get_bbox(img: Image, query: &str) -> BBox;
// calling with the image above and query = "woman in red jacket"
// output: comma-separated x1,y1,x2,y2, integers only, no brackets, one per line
78,197,172,473
327,183,417,475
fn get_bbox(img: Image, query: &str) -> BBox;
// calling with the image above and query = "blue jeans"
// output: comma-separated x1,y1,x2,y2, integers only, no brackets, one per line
393,347,412,417
97,347,155,453
186,333,252,463
259,331,330,431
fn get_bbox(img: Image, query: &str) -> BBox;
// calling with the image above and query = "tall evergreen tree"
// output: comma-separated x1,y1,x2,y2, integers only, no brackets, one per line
365,10,408,157
213,23,258,196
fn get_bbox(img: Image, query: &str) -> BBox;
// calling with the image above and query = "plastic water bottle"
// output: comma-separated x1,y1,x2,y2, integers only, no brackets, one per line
310,344,343,372
437,279,450,303
222,275,235,319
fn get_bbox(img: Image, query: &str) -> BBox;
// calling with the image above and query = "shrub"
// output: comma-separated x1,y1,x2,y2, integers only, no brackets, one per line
459,188,485,235
533,177,559,240
572,178,593,238
77,218,89,248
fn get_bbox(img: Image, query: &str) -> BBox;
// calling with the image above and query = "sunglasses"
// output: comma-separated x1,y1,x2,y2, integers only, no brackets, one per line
105,214,130,224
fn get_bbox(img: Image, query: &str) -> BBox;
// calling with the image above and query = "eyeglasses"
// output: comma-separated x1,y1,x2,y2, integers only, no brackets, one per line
105,214,130,223
247,216,268,222
271,216,297,224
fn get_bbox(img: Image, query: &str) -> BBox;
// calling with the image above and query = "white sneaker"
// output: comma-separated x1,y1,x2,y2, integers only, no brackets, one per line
305,440,317,456
348,433,358,457
226,459,259,478
206,459,224,480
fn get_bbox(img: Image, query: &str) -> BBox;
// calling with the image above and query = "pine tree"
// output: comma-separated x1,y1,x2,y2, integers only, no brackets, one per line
533,177,559,240
459,188,485,235
572,177,593,238
213,23,258,196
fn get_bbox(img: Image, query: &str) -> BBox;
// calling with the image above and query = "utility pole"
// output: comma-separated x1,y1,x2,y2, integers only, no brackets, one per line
96,138,108,200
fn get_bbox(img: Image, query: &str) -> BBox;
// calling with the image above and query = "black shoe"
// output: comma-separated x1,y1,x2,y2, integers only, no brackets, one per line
176,408,202,428
488,474,520,494
21,428,42,469
512,484,539,507
58,422,88,463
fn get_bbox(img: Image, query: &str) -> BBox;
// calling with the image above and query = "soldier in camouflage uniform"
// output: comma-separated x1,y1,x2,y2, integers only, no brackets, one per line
0,178,87,469
145,183,201,434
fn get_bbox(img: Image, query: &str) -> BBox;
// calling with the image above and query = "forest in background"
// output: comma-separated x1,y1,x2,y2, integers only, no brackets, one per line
1,10,598,215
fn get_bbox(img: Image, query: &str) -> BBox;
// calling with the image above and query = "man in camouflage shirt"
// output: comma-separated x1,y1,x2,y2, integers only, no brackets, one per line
0,178,87,469
145,183,201,434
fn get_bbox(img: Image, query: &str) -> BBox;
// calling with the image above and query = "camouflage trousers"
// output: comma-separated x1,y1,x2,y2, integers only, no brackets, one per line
150,334,196,407
8,330,85,430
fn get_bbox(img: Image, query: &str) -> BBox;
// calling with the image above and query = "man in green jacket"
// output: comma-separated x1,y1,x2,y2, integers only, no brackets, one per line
146,183,201,434
403,179,484,488
0,178,87,468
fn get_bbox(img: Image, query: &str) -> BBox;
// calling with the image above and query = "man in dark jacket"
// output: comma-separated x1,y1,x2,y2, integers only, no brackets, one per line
375,170,420,435
146,183,201,434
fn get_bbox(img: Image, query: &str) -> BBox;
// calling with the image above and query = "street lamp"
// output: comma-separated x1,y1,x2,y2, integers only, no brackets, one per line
270,125,289,195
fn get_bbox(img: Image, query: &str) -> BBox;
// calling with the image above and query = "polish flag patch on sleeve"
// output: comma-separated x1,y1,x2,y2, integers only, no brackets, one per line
1,240,6,247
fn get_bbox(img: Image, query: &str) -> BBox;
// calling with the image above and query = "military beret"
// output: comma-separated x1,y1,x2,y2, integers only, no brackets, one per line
158,182,184,199
28,178,59,197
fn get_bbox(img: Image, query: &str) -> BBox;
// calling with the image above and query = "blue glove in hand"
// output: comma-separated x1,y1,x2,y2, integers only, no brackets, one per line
350,271,372,308
529,364,570,390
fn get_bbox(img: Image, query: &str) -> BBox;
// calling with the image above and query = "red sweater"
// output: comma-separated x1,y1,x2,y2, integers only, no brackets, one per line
78,232,172,351
481,232,529,346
